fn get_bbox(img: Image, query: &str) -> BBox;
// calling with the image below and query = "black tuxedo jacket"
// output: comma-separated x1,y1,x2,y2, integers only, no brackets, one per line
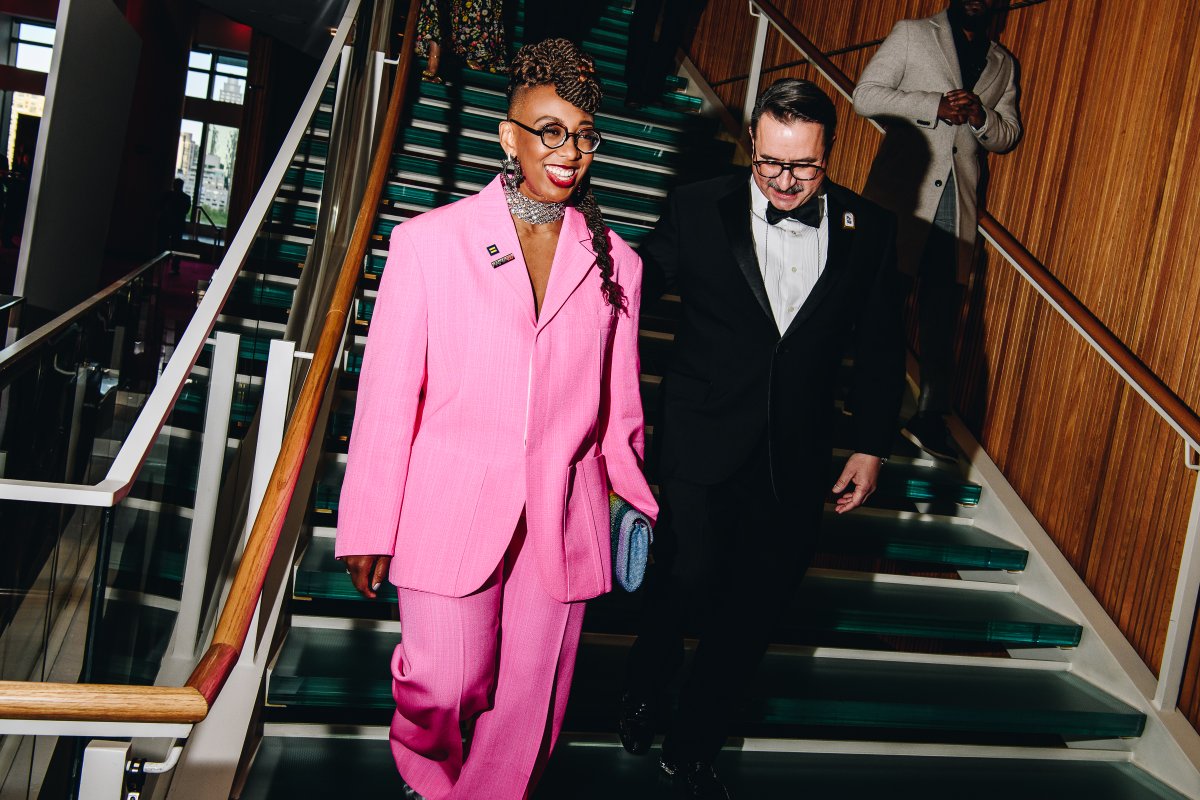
642,171,904,507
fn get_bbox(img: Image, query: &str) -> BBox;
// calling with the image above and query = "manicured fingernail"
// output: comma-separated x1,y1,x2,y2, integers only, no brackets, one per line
371,582,382,591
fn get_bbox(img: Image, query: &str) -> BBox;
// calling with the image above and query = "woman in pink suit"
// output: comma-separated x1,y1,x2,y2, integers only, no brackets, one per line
335,38,657,799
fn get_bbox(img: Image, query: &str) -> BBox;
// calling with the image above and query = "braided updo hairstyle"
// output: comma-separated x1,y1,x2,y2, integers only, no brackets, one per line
507,38,624,311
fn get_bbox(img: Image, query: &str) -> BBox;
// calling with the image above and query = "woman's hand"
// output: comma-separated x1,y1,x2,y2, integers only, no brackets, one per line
341,554,392,599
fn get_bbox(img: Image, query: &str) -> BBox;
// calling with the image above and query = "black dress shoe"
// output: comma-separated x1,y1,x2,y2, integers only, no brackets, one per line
659,758,731,799
618,691,655,754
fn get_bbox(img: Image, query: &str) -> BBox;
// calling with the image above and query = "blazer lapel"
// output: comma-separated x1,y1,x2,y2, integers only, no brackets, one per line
536,207,595,331
719,182,774,326
930,12,962,86
477,178,537,326
781,188,851,340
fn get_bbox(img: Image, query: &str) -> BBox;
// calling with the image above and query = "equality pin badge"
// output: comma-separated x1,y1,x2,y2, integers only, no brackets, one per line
486,244,500,256
842,212,856,230
491,253,515,268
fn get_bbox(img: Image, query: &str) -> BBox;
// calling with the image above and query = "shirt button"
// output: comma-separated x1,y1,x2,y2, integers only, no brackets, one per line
935,179,943,187
791,267,797,273
952,146,958,154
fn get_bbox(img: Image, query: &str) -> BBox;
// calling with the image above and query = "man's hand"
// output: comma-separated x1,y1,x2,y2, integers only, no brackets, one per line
341,554,392,599
831,453,883,514
937,95,968,125
945,89,985,127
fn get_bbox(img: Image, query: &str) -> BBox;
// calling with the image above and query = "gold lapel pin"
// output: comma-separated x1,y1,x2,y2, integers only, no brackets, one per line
842,212,856,230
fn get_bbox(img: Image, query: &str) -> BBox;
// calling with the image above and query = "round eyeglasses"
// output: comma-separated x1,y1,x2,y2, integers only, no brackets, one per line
507,118,603,153
752,159,826,182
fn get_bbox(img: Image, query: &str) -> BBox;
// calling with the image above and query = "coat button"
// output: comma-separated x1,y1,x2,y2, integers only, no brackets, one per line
952,146,958,154
935,179,943,187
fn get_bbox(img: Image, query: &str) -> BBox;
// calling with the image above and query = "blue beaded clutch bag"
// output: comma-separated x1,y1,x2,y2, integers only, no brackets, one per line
609,492,653,592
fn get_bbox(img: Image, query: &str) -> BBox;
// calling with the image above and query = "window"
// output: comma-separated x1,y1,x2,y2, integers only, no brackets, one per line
13,22,54,73
185,49,248,105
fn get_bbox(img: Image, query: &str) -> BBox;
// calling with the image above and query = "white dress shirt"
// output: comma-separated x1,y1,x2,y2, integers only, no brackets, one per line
749,176,828,335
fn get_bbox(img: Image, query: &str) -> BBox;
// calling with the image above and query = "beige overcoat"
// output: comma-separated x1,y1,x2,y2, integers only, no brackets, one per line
853,10,1022,284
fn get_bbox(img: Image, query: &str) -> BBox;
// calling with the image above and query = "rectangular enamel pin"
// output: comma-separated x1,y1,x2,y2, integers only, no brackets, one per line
491,253,515,268
486,243,500,256
842,211,856,230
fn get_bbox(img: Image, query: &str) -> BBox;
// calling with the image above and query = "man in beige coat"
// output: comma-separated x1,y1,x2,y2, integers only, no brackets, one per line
853,0,1021,459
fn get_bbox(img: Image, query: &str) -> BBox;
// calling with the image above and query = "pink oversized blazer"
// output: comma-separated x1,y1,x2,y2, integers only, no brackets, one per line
335,177,657,603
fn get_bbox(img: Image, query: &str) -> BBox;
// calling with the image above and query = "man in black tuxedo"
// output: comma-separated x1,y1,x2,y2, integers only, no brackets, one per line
619,78,904,799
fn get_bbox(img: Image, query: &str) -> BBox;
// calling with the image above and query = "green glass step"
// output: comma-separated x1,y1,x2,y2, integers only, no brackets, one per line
401,106,707,175
838,454,983,506
451,68,703,127
283,164,325,191
268,629,1133,738
295,535,397,603
311,110,332,132
270,200,318,229
244,736,1186,800
252,238,310,267
389,150,668,217
172,375,263,433
820,512,1028,571
369,191,649,249
294,134,328,162
229,275,296,311
407,105,682,190
294,532,1073,646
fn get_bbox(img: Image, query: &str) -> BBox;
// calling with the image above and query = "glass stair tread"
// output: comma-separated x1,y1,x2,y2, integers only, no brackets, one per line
836,454,983,507
819,513,1028,571
267,630,1136,738
405,106,686,190
295,534,1073,646
454,68,702,126
243,736,1185,800
387,150,669,217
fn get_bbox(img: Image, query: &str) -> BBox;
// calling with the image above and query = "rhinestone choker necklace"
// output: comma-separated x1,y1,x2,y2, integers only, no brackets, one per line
504,181,566,225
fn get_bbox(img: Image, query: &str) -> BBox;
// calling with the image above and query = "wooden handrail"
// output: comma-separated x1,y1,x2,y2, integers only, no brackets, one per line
186,0,423,705
0,0,421,724
752,0,1200,449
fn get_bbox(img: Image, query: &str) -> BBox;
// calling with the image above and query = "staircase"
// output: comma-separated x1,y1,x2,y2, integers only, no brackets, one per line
237,6,1190,797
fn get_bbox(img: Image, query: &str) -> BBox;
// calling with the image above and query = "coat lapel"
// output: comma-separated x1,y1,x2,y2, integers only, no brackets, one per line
929,12,962,86
477,178,537,326
536,207,595,331
973,42,1004,96
719,182,774,326
781,187,852,340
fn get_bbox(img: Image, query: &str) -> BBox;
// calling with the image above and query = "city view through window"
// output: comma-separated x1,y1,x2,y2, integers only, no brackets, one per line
9,21,54,170
176,50,247,230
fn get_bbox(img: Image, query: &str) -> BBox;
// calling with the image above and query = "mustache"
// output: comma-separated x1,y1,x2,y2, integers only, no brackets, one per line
767,179,805,195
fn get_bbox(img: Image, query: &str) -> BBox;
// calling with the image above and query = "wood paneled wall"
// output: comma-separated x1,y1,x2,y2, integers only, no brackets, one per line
685,0,1200,729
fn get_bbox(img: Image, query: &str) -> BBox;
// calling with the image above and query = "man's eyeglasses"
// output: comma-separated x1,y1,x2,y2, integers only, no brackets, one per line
507,118,603,154
752,159,826,182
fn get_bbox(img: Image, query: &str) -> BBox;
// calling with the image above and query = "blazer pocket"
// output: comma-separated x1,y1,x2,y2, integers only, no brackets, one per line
665,370,710,403
562,453,610,598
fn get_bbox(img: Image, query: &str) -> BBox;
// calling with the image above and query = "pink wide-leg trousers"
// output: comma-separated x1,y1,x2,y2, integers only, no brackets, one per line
388,523,586,799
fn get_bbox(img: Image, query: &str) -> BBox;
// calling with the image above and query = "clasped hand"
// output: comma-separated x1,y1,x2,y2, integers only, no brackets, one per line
937,89,985,127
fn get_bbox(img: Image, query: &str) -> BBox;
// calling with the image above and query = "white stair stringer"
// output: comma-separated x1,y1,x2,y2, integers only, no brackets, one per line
948,415,1200,798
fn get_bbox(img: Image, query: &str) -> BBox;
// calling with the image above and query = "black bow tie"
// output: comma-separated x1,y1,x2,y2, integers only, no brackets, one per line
766,196,822,227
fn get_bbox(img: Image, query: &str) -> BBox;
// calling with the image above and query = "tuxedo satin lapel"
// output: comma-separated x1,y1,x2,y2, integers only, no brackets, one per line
479,178,537,326
930,13,962,86
719,184,773,325
536,208,595,331
782,191,850,340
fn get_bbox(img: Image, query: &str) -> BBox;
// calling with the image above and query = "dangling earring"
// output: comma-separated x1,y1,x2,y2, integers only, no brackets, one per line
501,153,523,189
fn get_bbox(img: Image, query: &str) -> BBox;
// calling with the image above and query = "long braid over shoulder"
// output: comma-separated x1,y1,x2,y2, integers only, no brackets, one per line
507,39,625,311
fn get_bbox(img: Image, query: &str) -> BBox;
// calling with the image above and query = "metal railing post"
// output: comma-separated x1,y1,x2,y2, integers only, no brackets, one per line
77,740,131,800
171,332,241,663
742,2,771,128
1154,450,1200,711
238,338,296,664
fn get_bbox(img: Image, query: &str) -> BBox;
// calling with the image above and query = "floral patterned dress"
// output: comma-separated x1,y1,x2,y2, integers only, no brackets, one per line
416,0,507,73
